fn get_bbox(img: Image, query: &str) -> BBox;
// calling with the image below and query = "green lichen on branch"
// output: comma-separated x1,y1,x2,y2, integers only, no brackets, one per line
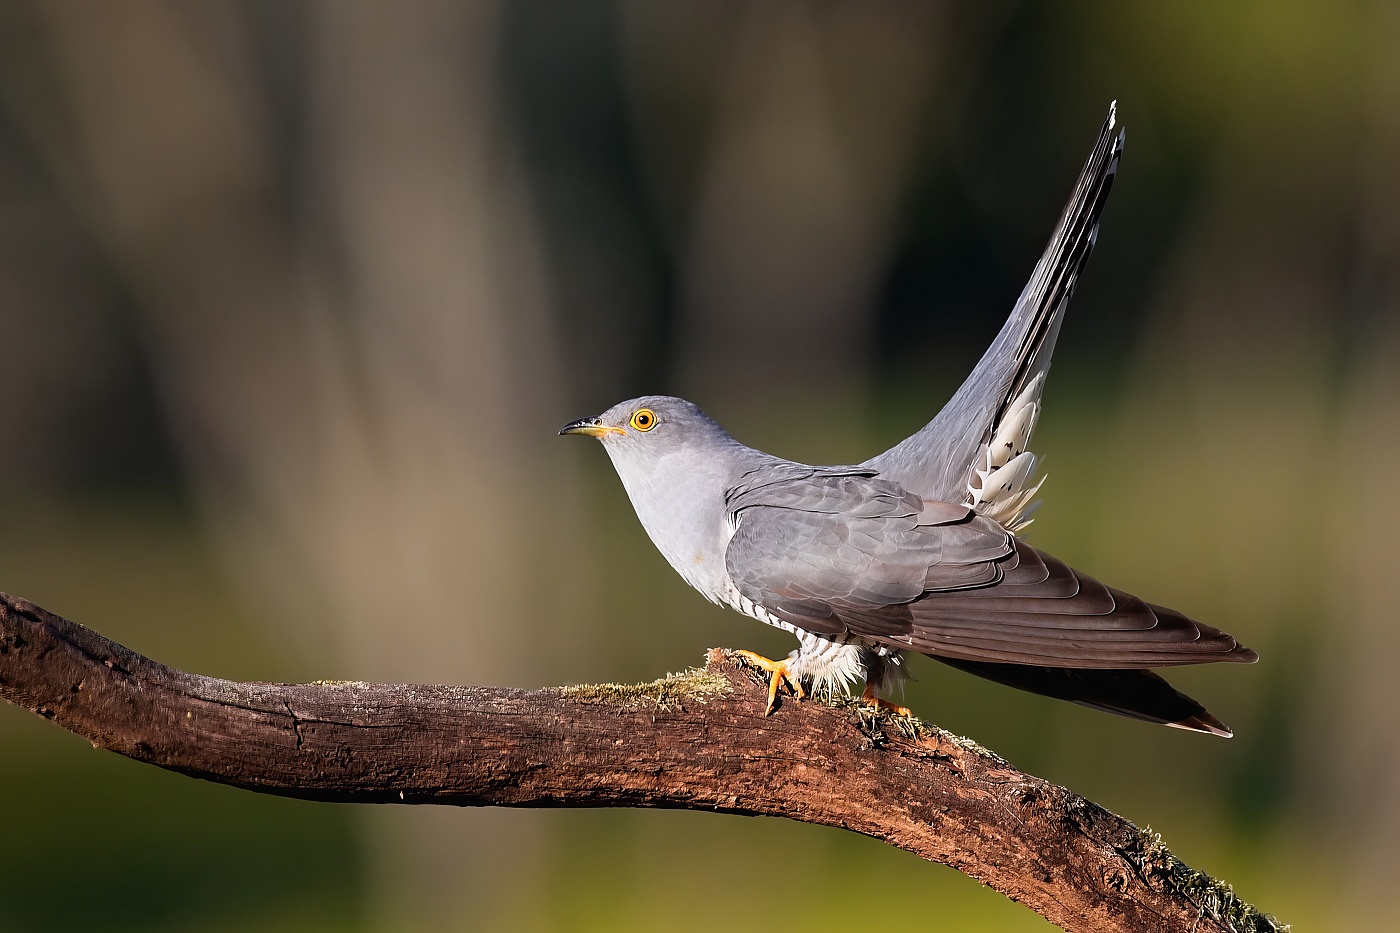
1129,828,1288,933
560,667,730,710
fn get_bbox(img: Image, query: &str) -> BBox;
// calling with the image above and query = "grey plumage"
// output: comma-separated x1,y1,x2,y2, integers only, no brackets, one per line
870,102,1123,504
561,104,1256,736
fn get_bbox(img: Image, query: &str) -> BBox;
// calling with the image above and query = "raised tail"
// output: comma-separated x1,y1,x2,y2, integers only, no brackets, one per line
869,103,1124,509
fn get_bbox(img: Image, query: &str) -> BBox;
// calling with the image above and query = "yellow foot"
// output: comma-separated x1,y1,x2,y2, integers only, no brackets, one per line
732,650,806,715
860,684,911,718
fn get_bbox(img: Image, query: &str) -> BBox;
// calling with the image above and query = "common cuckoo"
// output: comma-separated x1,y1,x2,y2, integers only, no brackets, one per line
561,103,1257,736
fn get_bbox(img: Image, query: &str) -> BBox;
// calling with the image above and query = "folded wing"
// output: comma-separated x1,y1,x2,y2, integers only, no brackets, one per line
725,471,1257,670
894,543,1257,668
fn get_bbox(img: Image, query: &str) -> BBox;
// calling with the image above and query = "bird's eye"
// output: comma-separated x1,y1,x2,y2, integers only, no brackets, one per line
630,408,658,432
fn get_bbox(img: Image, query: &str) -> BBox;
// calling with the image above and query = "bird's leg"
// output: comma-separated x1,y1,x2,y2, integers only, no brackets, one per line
731,650,805,715
860,684,911,718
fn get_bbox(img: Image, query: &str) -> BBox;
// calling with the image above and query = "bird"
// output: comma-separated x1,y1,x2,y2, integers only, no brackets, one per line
560,102,1257,736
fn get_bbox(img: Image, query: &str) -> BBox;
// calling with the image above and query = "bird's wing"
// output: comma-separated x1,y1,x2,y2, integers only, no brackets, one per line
723,470,1013,637
894,543,1256,668
865,103,1124,521
724,472,1256,668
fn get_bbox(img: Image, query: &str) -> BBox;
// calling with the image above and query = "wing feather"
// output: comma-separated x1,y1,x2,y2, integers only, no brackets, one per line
724,471,1257,670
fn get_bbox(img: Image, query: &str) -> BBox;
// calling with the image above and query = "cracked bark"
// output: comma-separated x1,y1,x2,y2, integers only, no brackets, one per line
0,593,1282,933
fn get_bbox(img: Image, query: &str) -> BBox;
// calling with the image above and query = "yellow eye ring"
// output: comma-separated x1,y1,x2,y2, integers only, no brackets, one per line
629,408,658,432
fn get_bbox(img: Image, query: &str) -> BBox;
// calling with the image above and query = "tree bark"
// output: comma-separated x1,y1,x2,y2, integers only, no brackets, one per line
0,593,1280,933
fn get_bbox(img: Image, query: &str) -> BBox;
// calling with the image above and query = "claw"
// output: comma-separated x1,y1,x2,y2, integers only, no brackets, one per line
860,684,911,718
732,650,805,715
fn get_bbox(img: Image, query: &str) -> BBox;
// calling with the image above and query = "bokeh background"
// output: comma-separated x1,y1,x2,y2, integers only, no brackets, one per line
0,1,1393,929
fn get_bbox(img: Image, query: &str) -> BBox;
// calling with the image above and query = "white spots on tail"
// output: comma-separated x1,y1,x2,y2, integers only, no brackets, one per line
968,373,1047,533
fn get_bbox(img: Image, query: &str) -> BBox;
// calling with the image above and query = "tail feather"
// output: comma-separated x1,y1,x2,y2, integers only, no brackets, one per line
869,103,1124,505
934,655,1234,737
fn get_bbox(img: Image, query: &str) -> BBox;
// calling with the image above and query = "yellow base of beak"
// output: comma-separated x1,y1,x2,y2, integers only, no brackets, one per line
559,419,626,438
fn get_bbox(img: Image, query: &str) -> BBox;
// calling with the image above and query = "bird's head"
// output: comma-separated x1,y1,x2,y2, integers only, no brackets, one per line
560,396,745,583
558,395,730,459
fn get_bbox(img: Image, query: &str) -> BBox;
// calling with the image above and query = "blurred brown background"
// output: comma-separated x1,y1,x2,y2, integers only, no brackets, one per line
0,1,1393,930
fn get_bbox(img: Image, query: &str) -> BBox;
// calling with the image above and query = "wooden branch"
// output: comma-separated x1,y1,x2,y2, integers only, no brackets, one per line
0,593,1281,933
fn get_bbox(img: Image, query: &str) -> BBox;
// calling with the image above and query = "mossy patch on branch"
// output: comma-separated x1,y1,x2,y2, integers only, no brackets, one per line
1131,827,1289,933
560,667,730,710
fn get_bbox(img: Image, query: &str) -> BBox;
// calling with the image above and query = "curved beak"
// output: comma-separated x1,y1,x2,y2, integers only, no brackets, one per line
559,417,625,438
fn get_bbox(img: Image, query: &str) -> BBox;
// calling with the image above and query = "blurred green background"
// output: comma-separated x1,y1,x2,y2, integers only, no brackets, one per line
0,1,1393,929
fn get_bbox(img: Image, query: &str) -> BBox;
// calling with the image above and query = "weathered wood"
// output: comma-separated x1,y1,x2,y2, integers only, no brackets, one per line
0,592,1281,933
